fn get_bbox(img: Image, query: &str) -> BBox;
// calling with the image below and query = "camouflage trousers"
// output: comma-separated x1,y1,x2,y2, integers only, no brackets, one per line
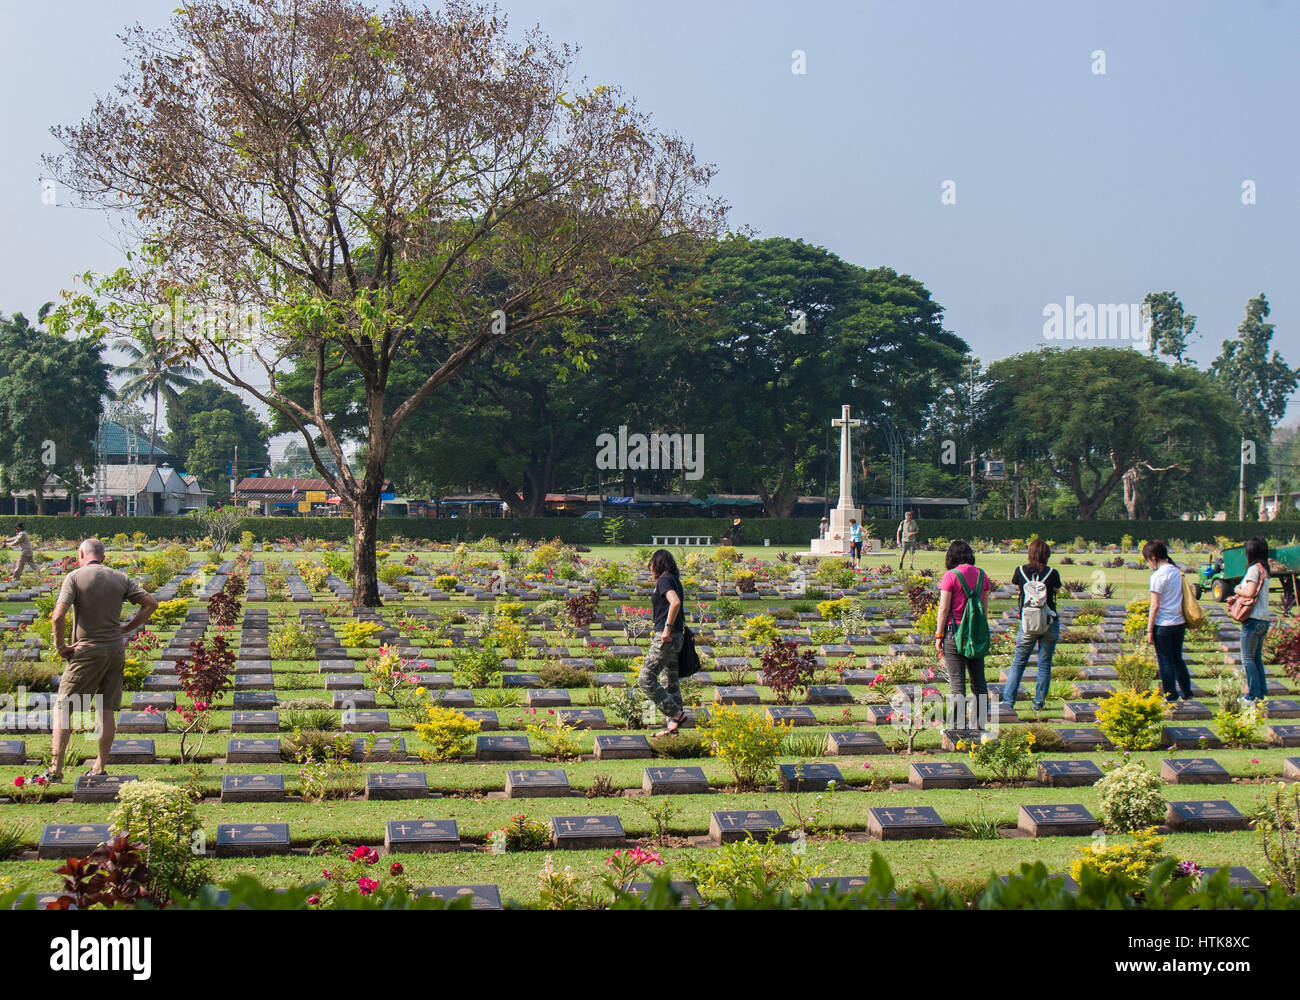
638,631,684,718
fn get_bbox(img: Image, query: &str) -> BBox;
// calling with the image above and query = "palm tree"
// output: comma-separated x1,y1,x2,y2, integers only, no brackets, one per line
112,330,203,463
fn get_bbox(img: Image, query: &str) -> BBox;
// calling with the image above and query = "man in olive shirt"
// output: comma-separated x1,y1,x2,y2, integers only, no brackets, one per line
47,538,158,781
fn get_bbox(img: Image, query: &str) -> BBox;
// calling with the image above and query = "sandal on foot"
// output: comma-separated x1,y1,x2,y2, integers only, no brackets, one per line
39,768,64,783
654,712,687,738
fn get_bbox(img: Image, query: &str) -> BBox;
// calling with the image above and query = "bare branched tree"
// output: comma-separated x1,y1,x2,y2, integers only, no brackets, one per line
48,0,726,604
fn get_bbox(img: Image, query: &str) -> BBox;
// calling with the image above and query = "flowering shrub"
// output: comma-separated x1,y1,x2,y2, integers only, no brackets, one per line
311,841,412,906
701,704,790,790
959,728,1035,784
340,621,384,648
817,597,855,621
1095,689,1167,750
1213,700,1263,748
1070,827,1166,889
1257,781,1299,894
150,599,190,629
538,854,589,909
740,614,781,647
679,835,818,900
491,616,528,659
605,846,664,895
413,704,481,762
525,708,582,761
564,590,600,630
268,617,321,660
1115,651,1158,693
1095,761,1166,832
759,640,818,705
10,772,50,804
492,814,550,851
109,778,207,897
174,632,235,762
366,646,428,723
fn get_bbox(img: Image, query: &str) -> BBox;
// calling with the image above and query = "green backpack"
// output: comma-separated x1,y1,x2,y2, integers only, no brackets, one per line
953,567,990,659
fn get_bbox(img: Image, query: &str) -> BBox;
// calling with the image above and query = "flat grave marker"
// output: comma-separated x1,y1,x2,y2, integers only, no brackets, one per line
908,761,977,790
1037,759,1104,787
1165,800,1250,832
826,730,887,755
1017,803,1098,837
364,771,429,800
415,884,502,910
72,773,139,804
477,735,531,761
551,815,625,850
385,819,460,853
215,823,292,857
766,706,817,727
709,809,785,844
1159,758,1230,785
1163,726,1222,750
593,734,653,760
505,769,571,798
38,824,112,859
642,766,709,795
220,773,286,803
778,762,842,792
226,738,282,764
867,806,947,841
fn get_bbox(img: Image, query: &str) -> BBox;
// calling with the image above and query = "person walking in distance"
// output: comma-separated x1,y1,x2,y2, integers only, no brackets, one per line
46,538,158,781
849,519,864,569
5,522,35,579
897,511,919,571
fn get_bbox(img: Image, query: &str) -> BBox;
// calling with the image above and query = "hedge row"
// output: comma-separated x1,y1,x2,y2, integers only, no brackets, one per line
0,514,1289,547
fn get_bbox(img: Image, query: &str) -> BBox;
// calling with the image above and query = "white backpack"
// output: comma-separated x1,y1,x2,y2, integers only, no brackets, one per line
1020,570,1054,637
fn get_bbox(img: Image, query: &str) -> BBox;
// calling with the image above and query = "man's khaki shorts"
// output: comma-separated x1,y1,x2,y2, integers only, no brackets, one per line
56,644,126,714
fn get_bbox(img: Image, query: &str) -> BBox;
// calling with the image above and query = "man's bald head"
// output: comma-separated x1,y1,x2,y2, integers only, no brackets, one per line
78,538,106,562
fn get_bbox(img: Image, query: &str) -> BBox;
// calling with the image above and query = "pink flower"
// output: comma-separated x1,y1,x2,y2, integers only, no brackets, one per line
322,868,332,878
389,861,404,876
357,876,378,895
547,709,554,715
307,894,321,906
350,845,379,865
143,705,159,715
1251,758,1260,764
862,762,871,770
33,776,47,786
13,776,25,787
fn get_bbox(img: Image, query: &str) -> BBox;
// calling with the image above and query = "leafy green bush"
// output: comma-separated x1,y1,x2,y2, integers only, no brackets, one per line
413,705,480,762
1095,689,1167,750
1096,762,1166,832
701,705,789,790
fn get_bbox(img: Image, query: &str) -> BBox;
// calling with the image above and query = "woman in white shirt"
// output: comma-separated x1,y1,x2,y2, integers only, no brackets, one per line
1143,539,1192,702
1234,537,1272,703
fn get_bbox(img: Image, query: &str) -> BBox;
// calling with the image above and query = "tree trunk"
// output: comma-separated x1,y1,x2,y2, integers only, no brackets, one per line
149,390,159,464
351,493,382,608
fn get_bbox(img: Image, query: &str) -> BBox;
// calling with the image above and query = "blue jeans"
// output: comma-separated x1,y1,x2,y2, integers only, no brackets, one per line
1239,618,1271,702
1152,624,1191,702
1002,617,1059,711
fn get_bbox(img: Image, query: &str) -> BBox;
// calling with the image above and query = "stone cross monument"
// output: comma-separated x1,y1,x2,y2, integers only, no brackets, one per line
811,404,867,556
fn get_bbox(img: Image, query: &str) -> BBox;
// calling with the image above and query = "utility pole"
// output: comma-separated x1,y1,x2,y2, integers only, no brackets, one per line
231,443,238,501
968,360,976,521
1238,436,1246,521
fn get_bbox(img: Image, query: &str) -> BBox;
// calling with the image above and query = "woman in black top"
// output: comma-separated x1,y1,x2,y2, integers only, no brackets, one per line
1000,538,1062,712
639,549,687,735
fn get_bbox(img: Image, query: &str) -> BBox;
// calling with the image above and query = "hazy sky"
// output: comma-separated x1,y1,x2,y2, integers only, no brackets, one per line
2,0,1297,454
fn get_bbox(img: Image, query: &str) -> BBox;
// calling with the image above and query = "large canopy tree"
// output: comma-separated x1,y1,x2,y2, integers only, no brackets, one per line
49,0,725,604
689,237,968,516
978,347,1238,520
0,310,109,513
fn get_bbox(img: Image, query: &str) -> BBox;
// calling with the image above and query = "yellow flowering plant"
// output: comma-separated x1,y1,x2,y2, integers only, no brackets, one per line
959,727,1036,784
413,704,481,761
1095,689,1168,750
701,704,790,791
1070,827,1166,888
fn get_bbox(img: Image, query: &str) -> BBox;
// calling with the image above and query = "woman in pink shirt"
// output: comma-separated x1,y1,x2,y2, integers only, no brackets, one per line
933,539,992,730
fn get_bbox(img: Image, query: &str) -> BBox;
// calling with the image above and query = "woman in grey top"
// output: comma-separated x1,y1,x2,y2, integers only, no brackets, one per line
1233,536,1271,704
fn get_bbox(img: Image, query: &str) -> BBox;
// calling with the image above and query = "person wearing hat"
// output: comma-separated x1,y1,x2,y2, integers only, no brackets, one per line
818,516,829,539
729,518,743,547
